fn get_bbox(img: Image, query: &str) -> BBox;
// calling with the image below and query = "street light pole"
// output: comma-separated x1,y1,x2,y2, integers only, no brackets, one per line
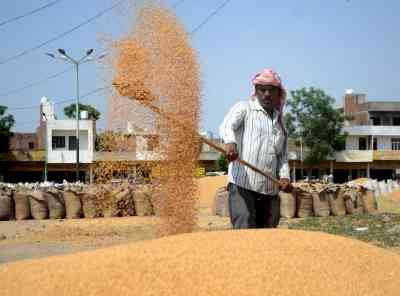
75,61,80,181
46,48,104,182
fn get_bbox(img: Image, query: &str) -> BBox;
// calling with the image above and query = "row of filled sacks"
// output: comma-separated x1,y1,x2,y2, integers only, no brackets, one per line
213,185,377,219
0,184,155,221
281,186,377,218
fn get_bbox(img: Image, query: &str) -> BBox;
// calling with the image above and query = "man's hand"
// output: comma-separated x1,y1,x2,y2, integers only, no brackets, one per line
225,143,238,162
279,178,292,193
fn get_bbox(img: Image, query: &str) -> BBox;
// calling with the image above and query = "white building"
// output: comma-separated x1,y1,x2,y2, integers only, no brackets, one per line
46,120,95,164
41,97,95,164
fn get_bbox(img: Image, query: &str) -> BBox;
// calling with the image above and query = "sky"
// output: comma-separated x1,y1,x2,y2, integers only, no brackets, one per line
1,0,399,135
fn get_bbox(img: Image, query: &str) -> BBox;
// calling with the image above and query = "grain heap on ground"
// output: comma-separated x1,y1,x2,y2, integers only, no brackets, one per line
111,2,201,236
1,229,399,295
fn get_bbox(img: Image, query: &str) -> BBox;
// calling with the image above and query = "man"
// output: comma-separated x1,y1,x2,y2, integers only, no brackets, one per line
219,69,291,229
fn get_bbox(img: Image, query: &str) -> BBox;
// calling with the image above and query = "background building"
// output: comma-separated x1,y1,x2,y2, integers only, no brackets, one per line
337,90,400,181
288,90,400,182
3,91,399,183
0,97,96,183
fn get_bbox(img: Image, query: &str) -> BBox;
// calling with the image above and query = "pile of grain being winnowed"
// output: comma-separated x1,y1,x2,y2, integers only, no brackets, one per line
1,229,399,295
111,1,201,236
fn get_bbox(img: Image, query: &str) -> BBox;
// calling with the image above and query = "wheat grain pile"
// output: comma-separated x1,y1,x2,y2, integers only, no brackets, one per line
111,1,201,236
1,229,399,295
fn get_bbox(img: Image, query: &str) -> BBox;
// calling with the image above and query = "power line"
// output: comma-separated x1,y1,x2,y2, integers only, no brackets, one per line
0,0,128,65
0,0,183,98
189,0,231,35
8,0,230,112
0,0,62,27
0,49,108,98
0,67,72,97
172,0,186,8
54,86,112,105
8,86,111,111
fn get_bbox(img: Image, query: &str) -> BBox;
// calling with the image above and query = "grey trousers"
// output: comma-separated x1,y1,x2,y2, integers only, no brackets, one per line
228,183,281,229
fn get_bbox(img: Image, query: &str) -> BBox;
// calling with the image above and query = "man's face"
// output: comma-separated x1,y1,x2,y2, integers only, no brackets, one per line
255,84,281,111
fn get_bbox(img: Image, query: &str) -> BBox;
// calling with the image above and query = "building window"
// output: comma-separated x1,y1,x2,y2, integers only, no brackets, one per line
69,136,77,150
359,137,367,150
52,136,65,149
370,117,381,126
392,138,400,151
28,142,34,150
393,117,400,126
373,138,377,150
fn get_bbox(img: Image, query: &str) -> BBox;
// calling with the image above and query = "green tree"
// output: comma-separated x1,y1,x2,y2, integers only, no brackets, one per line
0,106,15,152
217,154,228,172
64,103,101,120
284,87,348,170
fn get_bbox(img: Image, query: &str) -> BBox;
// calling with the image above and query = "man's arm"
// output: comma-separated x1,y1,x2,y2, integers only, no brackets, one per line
219,102,247,161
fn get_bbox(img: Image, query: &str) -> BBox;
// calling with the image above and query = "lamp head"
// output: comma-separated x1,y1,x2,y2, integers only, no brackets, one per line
58,48,66,56
86,49,94,56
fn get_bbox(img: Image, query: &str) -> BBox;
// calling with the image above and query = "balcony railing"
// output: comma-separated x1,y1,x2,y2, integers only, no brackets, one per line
373,150,400,161
343,125,400,136
334,150,400,162
335,150,373,162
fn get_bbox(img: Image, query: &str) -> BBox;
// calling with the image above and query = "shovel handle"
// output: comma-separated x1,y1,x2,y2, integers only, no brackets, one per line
200,137,280,185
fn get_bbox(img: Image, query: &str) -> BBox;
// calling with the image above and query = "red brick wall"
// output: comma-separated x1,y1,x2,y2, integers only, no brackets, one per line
9,133,38,151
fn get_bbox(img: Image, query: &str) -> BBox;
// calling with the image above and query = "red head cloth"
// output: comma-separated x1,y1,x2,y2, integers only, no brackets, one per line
252,69,288,136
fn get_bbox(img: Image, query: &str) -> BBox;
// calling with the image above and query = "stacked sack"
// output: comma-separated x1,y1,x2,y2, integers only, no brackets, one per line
0,182,157,221
213,182,378,219
0,185,14,220
281,182,378,219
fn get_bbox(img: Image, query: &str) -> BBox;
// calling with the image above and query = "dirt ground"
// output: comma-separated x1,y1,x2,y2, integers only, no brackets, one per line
0,212,231,264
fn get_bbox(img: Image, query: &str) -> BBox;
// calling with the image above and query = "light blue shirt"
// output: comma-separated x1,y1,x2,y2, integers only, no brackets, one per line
219,97,289,195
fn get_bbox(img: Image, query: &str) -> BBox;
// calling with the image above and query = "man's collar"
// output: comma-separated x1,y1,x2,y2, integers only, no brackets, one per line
250,96,280,118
